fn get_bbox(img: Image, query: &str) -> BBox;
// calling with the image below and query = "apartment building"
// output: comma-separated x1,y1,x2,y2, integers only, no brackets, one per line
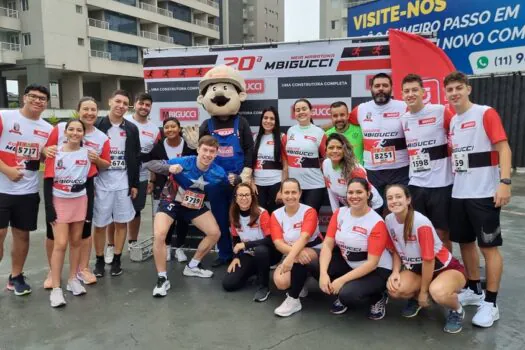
319,0,375,39
0,0,221,108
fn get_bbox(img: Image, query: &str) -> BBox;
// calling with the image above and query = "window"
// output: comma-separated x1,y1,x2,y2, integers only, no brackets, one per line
276,26,278,32
168,28,192,46
265,7,267,14
76,5,82,14
264,22,267,28
105,11,137,35
107,41,139,63
20,0,28,11
167,3,191,22
78,38,85,46
22,33,31,46
115,0,136,5
331,20,339,30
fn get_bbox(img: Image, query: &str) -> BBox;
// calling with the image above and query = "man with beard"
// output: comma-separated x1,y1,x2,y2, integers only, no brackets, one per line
348,73,408,209
105,93,160,263
325,101,363,165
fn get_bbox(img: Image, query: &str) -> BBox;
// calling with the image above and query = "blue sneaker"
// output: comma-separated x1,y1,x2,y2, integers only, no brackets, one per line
330,298,348,315
8,274,32,296
401,299,422,318
368,293,388,320
444,308,465,334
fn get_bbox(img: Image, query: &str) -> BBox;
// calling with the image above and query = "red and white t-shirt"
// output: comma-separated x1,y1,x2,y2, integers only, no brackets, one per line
125,116,160,182
449,104,507,199
401,104,454,188
44,147,97,198
350,99,408,170
231,208,271,242
254,133,286,186
326,207,392,270
284,124,327,190
0,110,52,194
270,203,322,247
95,125,128,191
45,122,111,174
165,138,185,159
385,211,452,273
321,159,383,210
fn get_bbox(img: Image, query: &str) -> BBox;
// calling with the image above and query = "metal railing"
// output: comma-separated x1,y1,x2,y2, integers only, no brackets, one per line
193,19,219,31
139,2,173,18
88,18,109,30
0,6,18,18
90,50,111,60
140,30,174,44
0,42,21,51
196,0,219,9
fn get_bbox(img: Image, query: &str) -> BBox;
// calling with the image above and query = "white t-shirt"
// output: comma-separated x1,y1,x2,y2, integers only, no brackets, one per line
270,203,322,247
164,138,185,159
125,116,160,182
254,133,285,186
95,124,128,191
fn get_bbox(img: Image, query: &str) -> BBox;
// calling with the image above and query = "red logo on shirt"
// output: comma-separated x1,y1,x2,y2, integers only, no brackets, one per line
418,117,437,126
461,121,476,129
160,108,199,121
293,222,302,229
383,112,400,118
406,234,417,242
215,128,235,137
84,140,99,148
337,178,346,185
304,135,317,142
75,160,88,166
266,140,275,145
33,129,49,138
246,79,265,94
120,131,127,137
353,226,368,235
142,131,154,138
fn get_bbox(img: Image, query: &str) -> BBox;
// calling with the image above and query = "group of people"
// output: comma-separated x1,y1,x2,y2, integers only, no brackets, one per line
0,70,511,335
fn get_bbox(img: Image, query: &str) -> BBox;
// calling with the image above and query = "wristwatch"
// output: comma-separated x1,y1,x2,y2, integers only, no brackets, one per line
500,178,512,185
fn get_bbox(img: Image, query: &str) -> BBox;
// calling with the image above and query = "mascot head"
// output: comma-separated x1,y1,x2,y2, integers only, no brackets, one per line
197,65,247,118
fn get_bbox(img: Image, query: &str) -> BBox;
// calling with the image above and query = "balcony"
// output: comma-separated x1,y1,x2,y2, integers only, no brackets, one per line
193,19,219,32
196,0,219,9
140,30,174,44
0,6,21,31
88,18,109,30
173,0,219,16
0,6,18,18
139,2,173,18
0,41,22,65
90,49,111,60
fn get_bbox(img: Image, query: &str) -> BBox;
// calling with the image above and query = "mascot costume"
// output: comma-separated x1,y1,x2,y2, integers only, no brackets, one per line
184,65,254,266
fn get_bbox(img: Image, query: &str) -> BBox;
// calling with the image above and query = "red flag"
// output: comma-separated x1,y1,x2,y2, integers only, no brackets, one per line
388,29,455,106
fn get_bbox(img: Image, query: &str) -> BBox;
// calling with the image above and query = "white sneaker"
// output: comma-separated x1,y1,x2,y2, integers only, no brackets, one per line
299,286,308,298
66,278,87,296
183,264,213,278
175,248,188,263
128,241,137,252
104,246,115,265
153,277,171,297
166,245,172,262
274,294,302,317
458,288,485,306
472,301,500,328
50,288,66,308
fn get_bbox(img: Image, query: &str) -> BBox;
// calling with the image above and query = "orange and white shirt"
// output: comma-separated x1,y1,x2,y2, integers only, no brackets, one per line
254,133,286,186
326,207,392,270
449,104,507,199
385,211,452,273
401,104,454,188
0,110,52,194
270,203,322,247
125,116,160,182
350,99,408,170
44,147,97,198
284,124,327,190
231,208,271,242
322,159,383,211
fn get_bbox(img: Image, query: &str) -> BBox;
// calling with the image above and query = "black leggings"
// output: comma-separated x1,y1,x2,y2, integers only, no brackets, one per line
164,219,188,248
290,248,390,305
222,245,282,291
256,182,282,214
300,188,325,213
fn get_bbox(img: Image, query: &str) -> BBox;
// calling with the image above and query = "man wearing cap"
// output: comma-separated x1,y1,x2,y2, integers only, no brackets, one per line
192,65,255,267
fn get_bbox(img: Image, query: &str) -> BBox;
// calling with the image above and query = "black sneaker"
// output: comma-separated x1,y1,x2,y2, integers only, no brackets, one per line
9,273,32,296
253,286,270,302
110,259,123,276
93,259,105,277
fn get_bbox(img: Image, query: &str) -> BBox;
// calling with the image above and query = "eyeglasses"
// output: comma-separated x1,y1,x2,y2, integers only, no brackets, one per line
26,93,48,102
236,194,251,198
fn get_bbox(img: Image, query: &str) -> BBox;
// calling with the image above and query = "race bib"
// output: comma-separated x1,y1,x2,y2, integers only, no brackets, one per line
410,153,431,173
181,189,205,210
371,146,395,165
15,142,39,161
453,152,469,172
109,150,126,170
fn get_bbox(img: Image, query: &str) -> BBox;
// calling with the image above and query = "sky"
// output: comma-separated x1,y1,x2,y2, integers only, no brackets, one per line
284,0,320,41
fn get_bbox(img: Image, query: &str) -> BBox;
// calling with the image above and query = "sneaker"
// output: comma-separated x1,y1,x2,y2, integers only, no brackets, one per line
472,301,500,328
152,276,171,297
444,308,465,333
93,259,105,277
77,269,97,285
110,259,123,276
9,274,32,296
458,288,485,306
166,245,172,262
274,294,302,317
253,286,270,302
401,299,422,318
128,241,137,252
330,298,348,315
299,286,308,298
104,245,114,265
183,264,213,278
175,247,188,263
44,270,52,289
66,278,87,296
50,288,66,308
368,293,388,320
